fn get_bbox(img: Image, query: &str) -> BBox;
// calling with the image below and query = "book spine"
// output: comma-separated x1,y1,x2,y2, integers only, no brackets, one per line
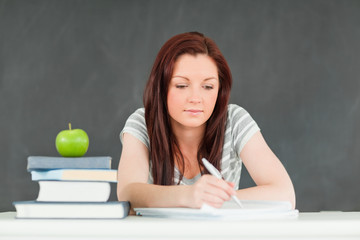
31,169,118,182
27,156,112,171
36,181,111,202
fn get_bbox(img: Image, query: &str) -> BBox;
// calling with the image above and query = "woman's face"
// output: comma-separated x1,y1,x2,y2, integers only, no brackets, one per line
167,54,219,131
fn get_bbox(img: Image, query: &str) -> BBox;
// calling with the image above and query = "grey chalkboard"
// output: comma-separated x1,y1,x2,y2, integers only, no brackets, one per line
1,0,359,212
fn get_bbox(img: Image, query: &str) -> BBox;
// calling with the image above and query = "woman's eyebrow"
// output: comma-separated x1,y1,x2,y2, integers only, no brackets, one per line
204,77,218,81
172,76,218,81
172,75,190,81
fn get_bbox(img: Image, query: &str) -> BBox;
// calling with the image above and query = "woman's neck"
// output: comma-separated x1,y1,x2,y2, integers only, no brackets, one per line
172,124,205,152
172,124,205,178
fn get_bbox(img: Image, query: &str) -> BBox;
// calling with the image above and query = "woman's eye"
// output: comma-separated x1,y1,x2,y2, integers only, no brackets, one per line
176,84,188,89
203,85,214,90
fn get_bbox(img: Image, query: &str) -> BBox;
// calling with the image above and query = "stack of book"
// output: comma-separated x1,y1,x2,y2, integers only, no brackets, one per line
13,156,129,219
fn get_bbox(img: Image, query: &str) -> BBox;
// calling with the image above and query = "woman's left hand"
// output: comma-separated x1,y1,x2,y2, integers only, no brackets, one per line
184,175,236,208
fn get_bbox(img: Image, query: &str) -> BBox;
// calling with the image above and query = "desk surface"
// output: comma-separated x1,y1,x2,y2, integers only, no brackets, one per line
1,211,360,239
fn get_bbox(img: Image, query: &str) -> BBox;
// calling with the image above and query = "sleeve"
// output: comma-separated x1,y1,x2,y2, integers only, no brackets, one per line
229,104,260,155
119,108,150,149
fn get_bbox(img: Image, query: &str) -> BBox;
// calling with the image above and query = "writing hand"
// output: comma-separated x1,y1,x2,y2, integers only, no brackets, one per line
186,175,236,208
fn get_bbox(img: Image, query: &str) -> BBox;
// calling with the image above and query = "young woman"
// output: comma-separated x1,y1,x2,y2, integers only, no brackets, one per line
117,32,295,212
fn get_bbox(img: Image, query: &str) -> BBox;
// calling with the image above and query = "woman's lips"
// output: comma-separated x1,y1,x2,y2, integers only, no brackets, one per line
184,109,203,115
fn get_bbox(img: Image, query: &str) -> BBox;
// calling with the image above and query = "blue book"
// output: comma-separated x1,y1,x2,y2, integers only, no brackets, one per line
31,169,117,182
27,156,112,171
13,201,130,219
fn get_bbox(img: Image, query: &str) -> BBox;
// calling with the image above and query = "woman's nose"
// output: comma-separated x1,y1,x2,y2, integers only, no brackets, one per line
188,87,202,103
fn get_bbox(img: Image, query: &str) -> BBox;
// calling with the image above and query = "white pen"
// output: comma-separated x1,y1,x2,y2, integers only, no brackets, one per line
202,158,244,208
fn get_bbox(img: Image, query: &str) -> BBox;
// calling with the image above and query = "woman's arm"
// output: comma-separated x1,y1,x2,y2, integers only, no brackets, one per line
117,133,186,209
237,131,296,209
117,133,235,212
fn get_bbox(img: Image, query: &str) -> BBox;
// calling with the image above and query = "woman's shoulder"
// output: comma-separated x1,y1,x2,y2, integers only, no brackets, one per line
121,107,149,147
133,107,145,115
227,104,249,118
127,107,145,121
226,103,259,130
226,104,260,153
123,107,147,132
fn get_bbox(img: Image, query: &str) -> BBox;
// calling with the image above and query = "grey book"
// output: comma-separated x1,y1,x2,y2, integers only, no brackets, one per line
13,201,130,219
27,156,112,171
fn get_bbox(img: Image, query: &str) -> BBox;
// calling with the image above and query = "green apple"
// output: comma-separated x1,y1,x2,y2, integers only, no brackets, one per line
55,123,89,157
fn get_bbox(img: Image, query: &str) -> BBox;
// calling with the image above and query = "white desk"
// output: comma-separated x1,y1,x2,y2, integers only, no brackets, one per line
1,211,360,239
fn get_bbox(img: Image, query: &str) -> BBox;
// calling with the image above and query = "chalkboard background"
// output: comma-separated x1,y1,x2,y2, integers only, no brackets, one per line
1,0,359,212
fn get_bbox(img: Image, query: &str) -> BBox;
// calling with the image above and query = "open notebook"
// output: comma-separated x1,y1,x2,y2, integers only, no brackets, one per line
134,200,299,220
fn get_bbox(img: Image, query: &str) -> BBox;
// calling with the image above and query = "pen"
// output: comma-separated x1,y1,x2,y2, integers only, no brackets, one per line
202,158,244,208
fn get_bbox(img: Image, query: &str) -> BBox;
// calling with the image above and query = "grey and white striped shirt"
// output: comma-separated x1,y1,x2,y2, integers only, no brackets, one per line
120,104,260,189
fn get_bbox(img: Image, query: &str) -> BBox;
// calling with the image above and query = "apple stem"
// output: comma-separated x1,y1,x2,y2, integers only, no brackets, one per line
69,123,72,130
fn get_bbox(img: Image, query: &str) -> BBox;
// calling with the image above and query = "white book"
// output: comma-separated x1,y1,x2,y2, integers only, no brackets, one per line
135,200,299,220
37,181,110,202
13,201,130,219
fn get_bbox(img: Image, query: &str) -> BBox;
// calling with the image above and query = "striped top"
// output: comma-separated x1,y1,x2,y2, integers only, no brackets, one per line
120,104,260,189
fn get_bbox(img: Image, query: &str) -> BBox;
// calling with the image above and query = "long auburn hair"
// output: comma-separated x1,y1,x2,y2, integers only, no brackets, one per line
143,32,232,185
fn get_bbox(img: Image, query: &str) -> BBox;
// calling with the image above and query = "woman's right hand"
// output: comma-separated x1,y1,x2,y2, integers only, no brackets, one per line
185,174,236,208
